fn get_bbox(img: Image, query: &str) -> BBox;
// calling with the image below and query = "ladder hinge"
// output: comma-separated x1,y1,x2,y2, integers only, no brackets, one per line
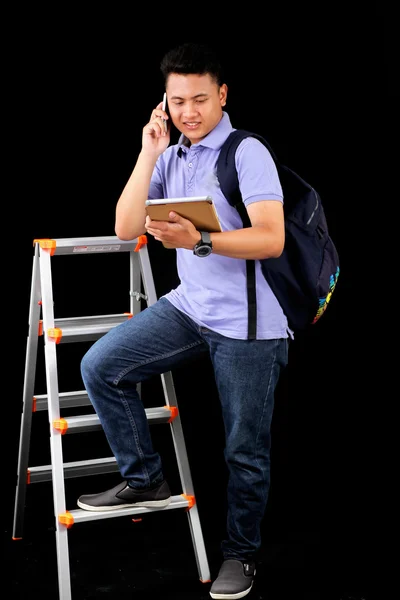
134,235,148,251
33,238,57,255
130,291,148,302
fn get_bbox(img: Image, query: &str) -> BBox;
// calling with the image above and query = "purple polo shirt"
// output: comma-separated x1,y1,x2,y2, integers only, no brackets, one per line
148,112,289,340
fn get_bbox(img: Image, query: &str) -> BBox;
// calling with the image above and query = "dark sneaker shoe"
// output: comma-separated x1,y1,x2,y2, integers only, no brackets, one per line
77,479,171,511
209,559,256,599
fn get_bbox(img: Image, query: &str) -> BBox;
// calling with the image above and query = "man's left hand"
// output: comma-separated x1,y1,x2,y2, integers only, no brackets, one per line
145,212,201,249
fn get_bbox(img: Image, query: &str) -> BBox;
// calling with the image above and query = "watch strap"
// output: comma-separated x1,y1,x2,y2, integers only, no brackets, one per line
200,231,211,244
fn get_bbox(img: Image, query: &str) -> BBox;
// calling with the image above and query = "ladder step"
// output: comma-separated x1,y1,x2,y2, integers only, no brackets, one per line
43,314,132,343
56,406,174,434
40,236,141,256
66,494,191,523
28,407,175,481
35,390,91,411
28,457,119,482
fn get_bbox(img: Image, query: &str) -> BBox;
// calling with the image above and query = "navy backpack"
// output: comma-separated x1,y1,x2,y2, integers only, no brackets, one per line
216,129,340,339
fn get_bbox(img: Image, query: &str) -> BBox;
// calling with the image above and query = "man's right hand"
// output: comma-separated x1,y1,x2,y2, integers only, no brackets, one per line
142,101,170,156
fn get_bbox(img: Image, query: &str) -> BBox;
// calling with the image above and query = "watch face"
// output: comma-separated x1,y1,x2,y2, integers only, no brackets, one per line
195,245,212,257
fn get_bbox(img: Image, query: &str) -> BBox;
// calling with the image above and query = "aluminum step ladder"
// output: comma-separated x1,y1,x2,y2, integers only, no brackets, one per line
12,235,210,599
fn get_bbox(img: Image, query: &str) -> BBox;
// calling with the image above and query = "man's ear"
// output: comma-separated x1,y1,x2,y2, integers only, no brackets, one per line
220,83,228,107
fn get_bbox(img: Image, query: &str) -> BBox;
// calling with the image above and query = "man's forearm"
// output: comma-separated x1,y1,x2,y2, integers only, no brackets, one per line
115,151,158,240
209,226,284,260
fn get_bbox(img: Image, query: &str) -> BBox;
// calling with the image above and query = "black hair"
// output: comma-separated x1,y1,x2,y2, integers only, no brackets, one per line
160,42,225,87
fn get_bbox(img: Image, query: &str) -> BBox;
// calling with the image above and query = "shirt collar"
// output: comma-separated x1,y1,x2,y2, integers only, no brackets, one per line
176,111,234,156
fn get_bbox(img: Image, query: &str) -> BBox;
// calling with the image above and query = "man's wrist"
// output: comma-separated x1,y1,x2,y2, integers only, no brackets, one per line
193,231,213,257
193,231,202,249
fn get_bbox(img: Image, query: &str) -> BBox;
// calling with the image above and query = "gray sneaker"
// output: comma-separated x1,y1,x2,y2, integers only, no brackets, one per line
209,559,256,599
77,479,171,511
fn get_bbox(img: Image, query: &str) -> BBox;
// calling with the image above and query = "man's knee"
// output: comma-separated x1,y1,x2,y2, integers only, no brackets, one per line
80,343,106,384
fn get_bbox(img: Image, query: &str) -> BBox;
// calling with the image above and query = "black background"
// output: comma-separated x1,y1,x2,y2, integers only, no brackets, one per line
6,6,392,598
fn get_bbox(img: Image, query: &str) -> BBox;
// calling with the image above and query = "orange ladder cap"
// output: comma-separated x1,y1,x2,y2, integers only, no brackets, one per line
47,327,62,343
33,238,57,255
124,312,133,319
32,396,37,412
164,405,179,422
58,512,74,528
134,235,148,252
26,469,31,484
181,494,196,510
53,418,68,434
132,518,143,523
38,321,43,336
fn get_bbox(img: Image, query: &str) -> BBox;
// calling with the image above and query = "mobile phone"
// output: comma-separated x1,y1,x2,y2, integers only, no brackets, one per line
162,92,168,133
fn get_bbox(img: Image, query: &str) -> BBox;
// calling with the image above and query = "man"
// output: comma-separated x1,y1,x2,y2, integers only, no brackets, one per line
78,42,289,599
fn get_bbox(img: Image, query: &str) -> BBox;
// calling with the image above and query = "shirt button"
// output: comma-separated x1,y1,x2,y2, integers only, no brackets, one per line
188,162,192,167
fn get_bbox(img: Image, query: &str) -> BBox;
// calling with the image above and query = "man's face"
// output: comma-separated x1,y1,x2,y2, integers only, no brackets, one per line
165,73,227,144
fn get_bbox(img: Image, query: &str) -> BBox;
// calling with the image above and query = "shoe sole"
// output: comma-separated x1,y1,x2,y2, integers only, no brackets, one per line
77,497,172,511
209,582,253,599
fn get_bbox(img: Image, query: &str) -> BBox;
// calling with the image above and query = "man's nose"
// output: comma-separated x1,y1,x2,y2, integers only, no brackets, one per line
183,103,199,117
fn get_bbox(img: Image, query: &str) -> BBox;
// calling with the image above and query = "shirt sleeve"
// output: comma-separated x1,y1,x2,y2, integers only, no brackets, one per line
235,137,283,206
147,158,165,200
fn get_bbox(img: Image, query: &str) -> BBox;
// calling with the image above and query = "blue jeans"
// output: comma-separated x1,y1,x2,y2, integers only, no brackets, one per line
80,297,288,561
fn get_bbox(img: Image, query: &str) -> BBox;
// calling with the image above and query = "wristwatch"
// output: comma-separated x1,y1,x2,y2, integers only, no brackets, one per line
193,231,213,257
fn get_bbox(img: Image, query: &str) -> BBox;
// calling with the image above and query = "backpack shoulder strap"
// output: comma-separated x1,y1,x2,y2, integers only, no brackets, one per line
216,128,279,341
217,129,279,214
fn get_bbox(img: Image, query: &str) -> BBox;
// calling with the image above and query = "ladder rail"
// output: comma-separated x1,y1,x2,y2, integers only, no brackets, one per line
140,242,210,582
13,244,42,539
129,248,144,316
40,244,72,599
